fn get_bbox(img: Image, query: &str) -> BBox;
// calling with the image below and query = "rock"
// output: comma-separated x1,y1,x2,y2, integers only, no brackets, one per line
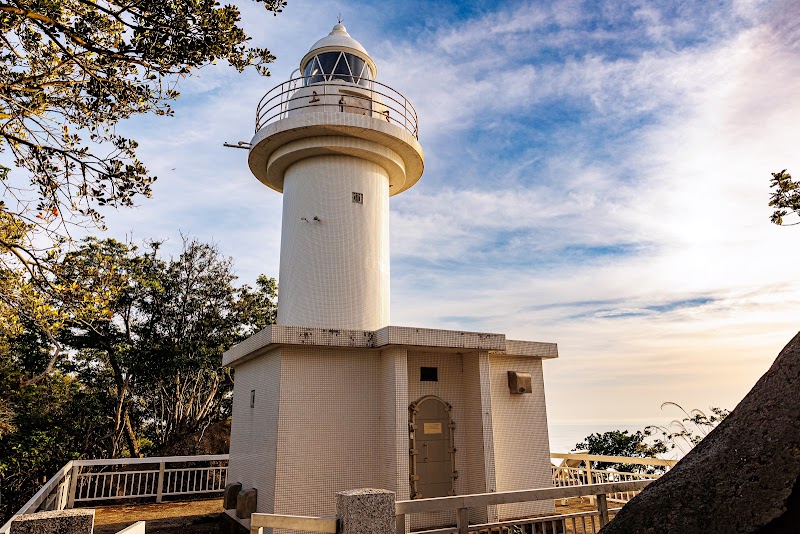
601,332,800,534
10,509,95,534
336,488,396,534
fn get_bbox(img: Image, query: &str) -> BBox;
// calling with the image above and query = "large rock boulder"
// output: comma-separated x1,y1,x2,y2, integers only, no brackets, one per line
601,332,800,534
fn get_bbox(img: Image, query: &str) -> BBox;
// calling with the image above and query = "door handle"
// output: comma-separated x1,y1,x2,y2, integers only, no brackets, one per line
423,443,429,462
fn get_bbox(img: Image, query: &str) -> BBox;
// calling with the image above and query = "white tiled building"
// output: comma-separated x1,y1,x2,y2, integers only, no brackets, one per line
225,23,558,531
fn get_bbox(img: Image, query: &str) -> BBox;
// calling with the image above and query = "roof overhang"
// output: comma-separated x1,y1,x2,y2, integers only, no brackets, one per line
223,324,558,367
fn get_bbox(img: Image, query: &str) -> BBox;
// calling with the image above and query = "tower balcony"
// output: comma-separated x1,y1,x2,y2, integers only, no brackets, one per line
255,76,419,140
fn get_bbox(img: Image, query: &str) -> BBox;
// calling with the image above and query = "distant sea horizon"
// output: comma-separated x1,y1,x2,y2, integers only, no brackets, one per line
548,420,682,459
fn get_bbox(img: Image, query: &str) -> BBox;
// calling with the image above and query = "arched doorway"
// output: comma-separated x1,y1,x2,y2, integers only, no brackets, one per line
409,395,457,499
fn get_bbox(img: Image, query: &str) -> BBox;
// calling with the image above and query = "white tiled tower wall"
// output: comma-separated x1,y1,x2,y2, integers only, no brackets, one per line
227,351,281,514
277,155,390,330
489,355,555,519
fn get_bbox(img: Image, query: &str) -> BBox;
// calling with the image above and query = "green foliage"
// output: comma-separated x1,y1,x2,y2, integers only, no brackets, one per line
0,0,286,234
573,403,730,474
0,1,287,382
769,169,800,225
0,329,109,520
645,403,729,455
573,430,668,473
0,235,277,521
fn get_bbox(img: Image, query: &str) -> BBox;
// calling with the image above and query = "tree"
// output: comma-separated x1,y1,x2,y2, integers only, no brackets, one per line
573,430,668,473
0,315,109,522
133,239,275,450
769,169,799,225
573,403,730,473
0,0,285,240
0,235,277,520
645,402,729,455
0,0,286,404
61,236,278,456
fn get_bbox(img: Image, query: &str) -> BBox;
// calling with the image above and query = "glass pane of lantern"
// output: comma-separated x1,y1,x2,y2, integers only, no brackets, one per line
347,54,368,85
332,53,353,82
304,56,324,85
316,52,339,79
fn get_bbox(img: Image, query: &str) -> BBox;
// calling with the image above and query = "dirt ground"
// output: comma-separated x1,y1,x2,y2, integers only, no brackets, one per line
91,498,223,534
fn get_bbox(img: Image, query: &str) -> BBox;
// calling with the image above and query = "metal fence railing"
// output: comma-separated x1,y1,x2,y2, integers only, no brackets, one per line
550,453,674,504
0,455,229,534
393,481,653,534
247,481,652,534
255,76,419,139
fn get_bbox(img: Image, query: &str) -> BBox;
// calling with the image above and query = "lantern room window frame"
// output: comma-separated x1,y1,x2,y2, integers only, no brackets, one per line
303,51,374,87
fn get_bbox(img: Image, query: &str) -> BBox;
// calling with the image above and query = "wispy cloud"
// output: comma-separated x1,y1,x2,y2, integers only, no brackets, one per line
85,0,800,424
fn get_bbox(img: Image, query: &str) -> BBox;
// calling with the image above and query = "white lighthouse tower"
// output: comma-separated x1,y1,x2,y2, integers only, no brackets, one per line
224,23,558,532
248,23,423,331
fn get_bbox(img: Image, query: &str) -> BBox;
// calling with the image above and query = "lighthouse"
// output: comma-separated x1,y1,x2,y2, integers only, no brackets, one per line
248,22,423,331
224,23,558,532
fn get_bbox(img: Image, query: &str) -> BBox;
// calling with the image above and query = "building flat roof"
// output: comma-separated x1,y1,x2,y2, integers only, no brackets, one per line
222,324,558,367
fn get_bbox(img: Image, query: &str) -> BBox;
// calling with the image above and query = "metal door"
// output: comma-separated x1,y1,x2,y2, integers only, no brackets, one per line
409,396,457,499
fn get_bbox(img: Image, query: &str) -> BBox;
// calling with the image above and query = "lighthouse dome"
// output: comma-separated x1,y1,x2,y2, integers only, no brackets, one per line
300,23,377,87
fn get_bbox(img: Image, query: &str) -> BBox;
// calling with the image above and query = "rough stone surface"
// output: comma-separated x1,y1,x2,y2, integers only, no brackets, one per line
10,509,95,534
223,482,242,510
336,488,396,534
601,332,800,534
235,488,257,519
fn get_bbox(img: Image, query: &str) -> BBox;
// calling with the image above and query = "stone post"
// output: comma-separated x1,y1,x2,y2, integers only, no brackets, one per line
10,509,95,534
336,488,396,534
235,488,257,519
223,482,242,510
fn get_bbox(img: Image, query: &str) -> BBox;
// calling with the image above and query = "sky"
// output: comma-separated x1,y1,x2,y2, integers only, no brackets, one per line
84,0,800,429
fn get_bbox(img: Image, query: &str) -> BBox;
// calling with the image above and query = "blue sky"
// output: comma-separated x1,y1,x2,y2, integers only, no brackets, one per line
90,0,800,430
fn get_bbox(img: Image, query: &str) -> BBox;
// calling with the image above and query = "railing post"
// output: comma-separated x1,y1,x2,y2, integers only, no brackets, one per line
156,461,165,503
395,513,406,534
596,494,609,527
585,459,596,504
66,464,79,509
585,459,593,485
457,507,469,534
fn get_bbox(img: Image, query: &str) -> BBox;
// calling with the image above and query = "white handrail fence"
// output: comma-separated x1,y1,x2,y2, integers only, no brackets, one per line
550,453,674,505
395,480,652,534
2,453,671,534
254,76,420,139
249,480,653,534
0,454,228,534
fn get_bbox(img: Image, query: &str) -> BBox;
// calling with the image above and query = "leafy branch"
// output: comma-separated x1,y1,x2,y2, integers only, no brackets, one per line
769,169,800,226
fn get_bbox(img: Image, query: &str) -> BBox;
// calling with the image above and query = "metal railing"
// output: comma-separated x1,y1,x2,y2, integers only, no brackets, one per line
255,76,419,139
550,453,673,504
246,481,651,534
394,481,652,534
0,455,229,534
68,455,228,506
249,512,338,533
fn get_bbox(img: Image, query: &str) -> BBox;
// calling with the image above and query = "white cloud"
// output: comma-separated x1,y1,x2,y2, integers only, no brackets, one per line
385,6,800,423
85,0,800,426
